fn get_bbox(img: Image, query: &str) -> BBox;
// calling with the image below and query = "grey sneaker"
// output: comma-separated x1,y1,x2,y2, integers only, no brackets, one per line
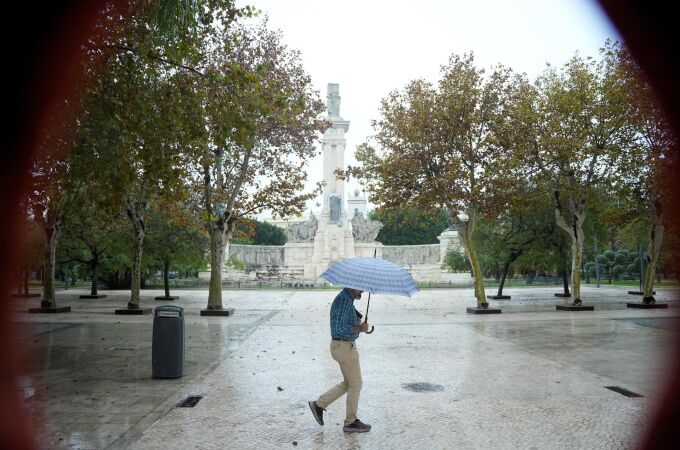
343,419,371,433
308,401,324,426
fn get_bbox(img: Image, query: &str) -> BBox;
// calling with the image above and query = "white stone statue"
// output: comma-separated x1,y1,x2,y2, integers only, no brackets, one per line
351,213,383,242
286,213,318,243
329,195,341,224
327,83,341,117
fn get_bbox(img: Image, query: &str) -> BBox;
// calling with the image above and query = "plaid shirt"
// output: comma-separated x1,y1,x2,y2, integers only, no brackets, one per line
330,288,361,341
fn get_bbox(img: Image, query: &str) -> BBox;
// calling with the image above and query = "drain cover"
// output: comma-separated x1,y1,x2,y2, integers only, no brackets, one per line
177,395,203,407
604,386,643,398
402,382,444,392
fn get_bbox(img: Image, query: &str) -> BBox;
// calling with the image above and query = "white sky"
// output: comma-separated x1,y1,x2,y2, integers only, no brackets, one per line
242,0,622,219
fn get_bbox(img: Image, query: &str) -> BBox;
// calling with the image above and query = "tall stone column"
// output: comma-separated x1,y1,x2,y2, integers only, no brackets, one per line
311,84,355,275
321,83,350,225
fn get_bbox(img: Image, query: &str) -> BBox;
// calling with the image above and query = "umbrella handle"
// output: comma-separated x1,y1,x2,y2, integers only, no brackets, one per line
363,316,375,334
364,311,375,334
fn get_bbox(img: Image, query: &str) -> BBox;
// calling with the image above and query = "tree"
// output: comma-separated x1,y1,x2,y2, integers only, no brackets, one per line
527,49,632,306
186,19,326,312
613,41,677,303
443,248,471,273
13,218,45,296
370,207,448,245
58,202,128,297
71,5,213,309
144,200,209,298
594,250,625,283
348,53,525,308
228,217,258,244
252,221,287,246
474,188,552,298
22,98,81,309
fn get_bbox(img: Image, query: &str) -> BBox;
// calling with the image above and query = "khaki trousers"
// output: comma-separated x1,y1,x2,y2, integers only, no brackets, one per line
316,340,363,426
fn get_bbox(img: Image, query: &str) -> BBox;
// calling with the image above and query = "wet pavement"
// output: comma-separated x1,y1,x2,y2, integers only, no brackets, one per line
11,286,680,449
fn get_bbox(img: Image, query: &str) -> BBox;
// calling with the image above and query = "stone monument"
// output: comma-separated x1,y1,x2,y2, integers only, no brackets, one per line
305,83,356,277
286,213,318,243
204,83,471,285
351,213,383,242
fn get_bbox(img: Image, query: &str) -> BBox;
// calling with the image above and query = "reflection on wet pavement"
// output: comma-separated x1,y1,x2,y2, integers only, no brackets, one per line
10,286,680,449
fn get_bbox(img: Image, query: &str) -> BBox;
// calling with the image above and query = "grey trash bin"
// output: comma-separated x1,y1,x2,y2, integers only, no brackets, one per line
152,305,185,379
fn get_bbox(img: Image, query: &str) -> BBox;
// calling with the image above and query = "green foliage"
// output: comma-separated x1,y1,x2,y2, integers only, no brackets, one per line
588,248,641,283
144,201,209,272
252,221,287,246
370,208,448,245
225,256,245,270
229,218,257,244
443,248,470,273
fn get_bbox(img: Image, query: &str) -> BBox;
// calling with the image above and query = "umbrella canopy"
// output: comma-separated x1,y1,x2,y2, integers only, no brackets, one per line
320,257,418,297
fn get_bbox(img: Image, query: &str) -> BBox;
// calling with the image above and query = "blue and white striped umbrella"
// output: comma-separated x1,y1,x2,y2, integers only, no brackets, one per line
320,257,418,297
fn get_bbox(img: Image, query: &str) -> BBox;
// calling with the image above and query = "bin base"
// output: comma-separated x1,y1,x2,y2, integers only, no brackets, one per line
155,296,179,300
554,293,571,297
115,308,152,315
490,295,511,300
153,374,183,379
200,308,235,316
628,291,655,295
80,294,107,299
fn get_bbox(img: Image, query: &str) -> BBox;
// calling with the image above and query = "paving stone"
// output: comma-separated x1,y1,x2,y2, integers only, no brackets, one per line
10,286,680,449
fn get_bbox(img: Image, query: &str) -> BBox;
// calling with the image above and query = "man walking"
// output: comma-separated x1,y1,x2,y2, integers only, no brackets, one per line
309,287,371,433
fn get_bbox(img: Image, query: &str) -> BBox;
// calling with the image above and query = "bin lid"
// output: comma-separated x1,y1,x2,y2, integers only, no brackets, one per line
154,305,184,317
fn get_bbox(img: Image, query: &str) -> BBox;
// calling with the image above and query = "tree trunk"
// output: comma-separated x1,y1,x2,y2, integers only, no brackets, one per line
571,233,583,304
206,224,226,310
125,190,148,309
643,210,664,303
163,259,171,298
456,219,487,306
42,222,61,308
497,260,511,297
554,193,585,306
90,256,99,296
562,269,570,295
129,224,144,309
23,267,29,295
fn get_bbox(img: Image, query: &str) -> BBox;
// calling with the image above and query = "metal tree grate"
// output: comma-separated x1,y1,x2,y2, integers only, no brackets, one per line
402,382,444,392
604,386,644,397
177,395,204,407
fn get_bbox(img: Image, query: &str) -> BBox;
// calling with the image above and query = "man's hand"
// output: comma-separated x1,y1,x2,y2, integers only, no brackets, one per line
352,322,369,333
